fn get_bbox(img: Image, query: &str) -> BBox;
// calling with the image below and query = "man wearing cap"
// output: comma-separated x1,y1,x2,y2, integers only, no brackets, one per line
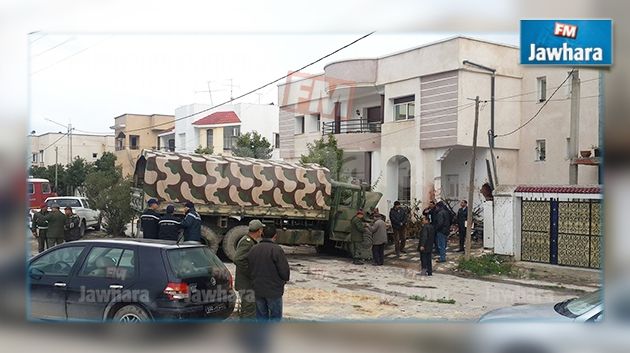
64,206,82,242
140,198,161,239
350,209,367,265
234,219,264,320
180,201,202,242
31,204,49,253
44,204,66,248
158,205,181,241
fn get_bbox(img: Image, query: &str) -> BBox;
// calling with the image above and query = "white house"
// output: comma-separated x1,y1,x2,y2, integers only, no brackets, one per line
29,132,115,167
172,102,280,159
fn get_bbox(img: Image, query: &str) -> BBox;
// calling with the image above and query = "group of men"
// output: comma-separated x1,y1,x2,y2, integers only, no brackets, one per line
422,199,469,261
139,198,202,241
233,220,290,321
31,204,82,253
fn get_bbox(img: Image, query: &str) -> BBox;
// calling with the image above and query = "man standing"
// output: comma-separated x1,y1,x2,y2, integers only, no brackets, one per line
234,219,264,320
64,207,81,242
158,205,181,241
44,204,66,248
434,202,451,263
350,210,367,265
417,216,435,276
180,201,201,242
369,214,387,266
140,198,161,239
31,204,49,253
389,201,408,256
248,224,290,321
456,200,468,252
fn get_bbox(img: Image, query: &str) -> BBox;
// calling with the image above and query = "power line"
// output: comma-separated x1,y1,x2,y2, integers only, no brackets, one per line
124,31,376,134
32,37,75,57
30,36,111,75
492,76,599,102
495,69,576,138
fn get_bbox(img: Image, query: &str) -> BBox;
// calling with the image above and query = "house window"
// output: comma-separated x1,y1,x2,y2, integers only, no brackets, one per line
116,132,126,151
129,135,140,150
537,76,547,102
445,174,459,199
295,116,305,134
32,153,38,163
178,133,186,151
536,139,546,161
92,153,97,158
273,133,280,149
168,139,175,152
223,126,240,150
393,95,415,121
206,129,214,148
314,114,321,132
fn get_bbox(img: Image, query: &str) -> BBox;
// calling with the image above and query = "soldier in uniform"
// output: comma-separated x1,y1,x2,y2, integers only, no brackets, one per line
234,219,264,320
180,201,201,242
64,206,81,242
140,198,161,239
31,204,49,253
350,209,367,265
44,204,66,248
158,205,181,241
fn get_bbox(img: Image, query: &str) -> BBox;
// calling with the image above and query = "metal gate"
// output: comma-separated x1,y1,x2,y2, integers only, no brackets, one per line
521,199,601,269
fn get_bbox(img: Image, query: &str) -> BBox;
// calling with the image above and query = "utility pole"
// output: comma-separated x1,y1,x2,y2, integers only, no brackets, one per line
55,146,58,192
69,123,73,163
465,96,480,260
569,69,581,184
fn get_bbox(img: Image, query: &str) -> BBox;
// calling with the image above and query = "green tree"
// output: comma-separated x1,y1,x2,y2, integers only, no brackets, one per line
194,145,214,155
300,134,344,181
232,131,273,159
84,153,133,236
64,157,92,195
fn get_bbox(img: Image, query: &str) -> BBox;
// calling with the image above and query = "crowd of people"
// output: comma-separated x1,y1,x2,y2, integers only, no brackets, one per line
140,198,203,242
31,203,82,253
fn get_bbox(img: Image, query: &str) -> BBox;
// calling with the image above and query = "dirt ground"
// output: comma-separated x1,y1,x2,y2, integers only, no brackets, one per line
29,231,601,321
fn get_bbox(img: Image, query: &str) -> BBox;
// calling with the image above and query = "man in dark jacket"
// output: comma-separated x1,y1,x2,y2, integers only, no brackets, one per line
389,201,408,256
158,205,181,241
417,216,435,276
369,214,387,266
31,204,49,253
456,200,468,252
248,224,290,321
180,201,201,242
140,198,161,239
234,219,264,320
64,207,81,241
44,204,66,248
349,210,367,265
434,202,451,263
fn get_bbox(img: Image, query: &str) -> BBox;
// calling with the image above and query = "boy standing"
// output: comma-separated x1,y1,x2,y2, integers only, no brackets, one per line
417,216,435,276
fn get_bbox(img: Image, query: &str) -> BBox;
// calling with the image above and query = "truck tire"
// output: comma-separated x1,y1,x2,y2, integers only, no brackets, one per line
222,225,248,261
201,225,222,254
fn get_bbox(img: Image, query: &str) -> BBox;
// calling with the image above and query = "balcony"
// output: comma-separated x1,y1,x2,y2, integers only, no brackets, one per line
322,119,382,135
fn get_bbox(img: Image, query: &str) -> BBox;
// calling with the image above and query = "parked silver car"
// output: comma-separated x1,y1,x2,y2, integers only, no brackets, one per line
479,289,602,322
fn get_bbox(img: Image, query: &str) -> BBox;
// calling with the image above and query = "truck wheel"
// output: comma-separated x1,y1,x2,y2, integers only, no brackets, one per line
222,225,248,261
201,225,222,254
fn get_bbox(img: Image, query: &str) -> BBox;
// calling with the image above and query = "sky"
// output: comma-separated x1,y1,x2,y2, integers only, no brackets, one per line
29,32,518,135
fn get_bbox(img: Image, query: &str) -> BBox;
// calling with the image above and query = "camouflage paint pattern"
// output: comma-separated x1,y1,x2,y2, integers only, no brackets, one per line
140,150,333,216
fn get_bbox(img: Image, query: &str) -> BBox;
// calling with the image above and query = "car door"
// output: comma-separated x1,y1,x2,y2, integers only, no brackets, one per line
65,245,139,321
79,199,93,225
29,245,87,320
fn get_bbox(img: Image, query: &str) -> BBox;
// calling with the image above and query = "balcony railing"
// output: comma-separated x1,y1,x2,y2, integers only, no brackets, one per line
322,119,382,135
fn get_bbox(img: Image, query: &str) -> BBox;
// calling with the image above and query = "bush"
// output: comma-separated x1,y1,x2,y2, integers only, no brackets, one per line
458,253,514,276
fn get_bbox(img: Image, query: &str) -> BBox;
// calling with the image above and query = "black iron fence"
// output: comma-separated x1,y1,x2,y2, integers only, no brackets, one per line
322,119,382,135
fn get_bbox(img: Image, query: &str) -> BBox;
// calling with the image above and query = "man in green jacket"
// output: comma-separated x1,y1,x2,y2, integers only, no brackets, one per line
350,210,367,265
233,219,264,320
44,204,66,248
64,207,81,241
31,204,49,253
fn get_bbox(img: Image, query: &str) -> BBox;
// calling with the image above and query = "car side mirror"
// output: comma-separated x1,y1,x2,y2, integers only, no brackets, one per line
29,267,44,280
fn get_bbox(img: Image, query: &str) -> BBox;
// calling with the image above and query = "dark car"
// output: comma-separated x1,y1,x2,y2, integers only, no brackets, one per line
28,238,235,322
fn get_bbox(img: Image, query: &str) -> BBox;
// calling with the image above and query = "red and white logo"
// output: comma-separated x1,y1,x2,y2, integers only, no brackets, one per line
554,22,578,39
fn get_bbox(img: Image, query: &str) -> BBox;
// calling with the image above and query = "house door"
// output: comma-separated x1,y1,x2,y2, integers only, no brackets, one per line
521,199,601,269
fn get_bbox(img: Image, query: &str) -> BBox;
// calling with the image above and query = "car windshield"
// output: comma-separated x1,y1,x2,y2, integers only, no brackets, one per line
46,198,81,208
559,290,602,317
167,247,226,279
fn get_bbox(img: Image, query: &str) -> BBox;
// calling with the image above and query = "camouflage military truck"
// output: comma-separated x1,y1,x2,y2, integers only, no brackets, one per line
131,150,382,260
